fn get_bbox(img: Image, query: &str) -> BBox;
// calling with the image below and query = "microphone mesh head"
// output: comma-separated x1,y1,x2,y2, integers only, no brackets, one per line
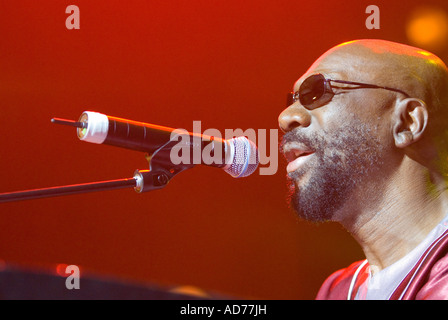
223,137,259,178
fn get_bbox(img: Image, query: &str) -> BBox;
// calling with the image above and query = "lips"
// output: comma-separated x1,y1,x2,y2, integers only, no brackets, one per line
282,144,315,173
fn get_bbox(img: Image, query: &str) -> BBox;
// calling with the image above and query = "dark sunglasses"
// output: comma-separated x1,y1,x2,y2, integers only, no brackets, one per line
287,73,410,109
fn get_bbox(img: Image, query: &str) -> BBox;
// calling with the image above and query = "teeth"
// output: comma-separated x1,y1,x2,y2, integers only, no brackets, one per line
283,145,313,163
293,149,310,158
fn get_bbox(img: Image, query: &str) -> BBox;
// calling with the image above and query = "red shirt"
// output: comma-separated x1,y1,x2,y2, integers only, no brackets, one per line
316,229,448,300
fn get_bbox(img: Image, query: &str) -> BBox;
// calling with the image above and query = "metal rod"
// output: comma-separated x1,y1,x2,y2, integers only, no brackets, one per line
51,118,87,129
0,178,137,203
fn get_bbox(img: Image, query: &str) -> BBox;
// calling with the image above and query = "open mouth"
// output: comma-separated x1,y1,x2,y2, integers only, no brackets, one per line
283,145,315,174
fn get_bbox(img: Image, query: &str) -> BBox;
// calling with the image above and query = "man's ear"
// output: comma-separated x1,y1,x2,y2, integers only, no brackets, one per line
392,98,428,148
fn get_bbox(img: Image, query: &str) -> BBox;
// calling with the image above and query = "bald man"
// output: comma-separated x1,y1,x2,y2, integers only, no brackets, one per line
278,39,448,300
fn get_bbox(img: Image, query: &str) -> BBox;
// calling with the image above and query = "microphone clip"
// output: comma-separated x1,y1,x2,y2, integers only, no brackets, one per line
133,141,195,193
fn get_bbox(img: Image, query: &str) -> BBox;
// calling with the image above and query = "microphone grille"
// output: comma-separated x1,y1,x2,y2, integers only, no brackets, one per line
223,137,259,178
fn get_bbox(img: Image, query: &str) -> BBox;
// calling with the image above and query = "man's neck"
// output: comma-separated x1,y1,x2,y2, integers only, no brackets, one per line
337,158,448,275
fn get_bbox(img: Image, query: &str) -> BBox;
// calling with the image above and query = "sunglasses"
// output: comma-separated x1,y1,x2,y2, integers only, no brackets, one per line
287,73,410,110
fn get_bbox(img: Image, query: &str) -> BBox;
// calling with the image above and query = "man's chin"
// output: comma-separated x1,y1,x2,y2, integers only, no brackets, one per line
282,116,384,223
286,170,343,223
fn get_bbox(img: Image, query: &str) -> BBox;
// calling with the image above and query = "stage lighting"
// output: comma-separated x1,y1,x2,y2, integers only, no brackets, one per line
406,6,448,52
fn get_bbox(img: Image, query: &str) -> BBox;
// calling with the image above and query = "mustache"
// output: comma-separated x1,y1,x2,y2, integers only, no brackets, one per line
279,129,319,154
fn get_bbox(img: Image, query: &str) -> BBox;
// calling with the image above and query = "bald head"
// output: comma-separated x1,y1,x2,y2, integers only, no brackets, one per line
308,39,448,114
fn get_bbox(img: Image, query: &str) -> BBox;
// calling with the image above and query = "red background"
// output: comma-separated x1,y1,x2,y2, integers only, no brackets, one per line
0,0,447,299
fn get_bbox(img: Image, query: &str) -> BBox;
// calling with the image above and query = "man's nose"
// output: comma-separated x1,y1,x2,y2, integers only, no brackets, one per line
278,104,311,133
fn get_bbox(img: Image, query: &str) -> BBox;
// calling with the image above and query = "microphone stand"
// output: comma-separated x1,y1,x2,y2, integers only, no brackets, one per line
0,177,138,203
0,118,194,204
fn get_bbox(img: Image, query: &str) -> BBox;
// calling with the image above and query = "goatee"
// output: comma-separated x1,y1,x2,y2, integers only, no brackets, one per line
281,122,384,223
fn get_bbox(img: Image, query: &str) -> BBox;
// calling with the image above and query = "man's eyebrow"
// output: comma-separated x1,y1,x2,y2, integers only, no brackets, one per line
292,80,303,92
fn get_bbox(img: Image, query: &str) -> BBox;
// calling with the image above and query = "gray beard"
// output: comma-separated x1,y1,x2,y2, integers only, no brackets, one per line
282,121,384,223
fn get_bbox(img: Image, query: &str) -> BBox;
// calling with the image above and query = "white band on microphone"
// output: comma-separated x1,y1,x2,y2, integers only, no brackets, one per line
77,111,109,144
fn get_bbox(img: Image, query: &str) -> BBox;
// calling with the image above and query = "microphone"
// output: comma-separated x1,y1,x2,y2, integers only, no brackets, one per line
52,111,259,178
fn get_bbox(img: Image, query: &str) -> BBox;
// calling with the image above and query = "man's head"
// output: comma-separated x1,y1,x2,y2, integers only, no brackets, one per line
278,39,448,223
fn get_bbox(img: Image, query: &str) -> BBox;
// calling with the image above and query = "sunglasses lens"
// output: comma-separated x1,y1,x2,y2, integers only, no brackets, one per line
299,74,326,107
